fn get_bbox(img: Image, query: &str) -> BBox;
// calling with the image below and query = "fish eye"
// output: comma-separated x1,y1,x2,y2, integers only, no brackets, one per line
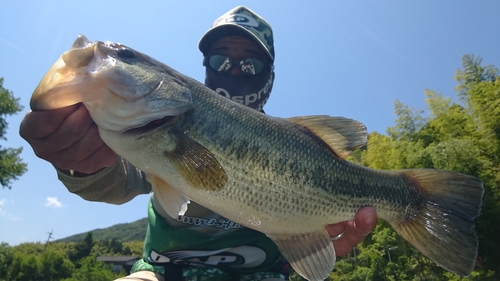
117,48,137,62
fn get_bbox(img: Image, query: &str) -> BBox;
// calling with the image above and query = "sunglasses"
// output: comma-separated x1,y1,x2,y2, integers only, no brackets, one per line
203,54,270,76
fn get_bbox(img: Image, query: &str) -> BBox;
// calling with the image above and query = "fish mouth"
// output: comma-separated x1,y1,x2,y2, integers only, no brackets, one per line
122,114,182,136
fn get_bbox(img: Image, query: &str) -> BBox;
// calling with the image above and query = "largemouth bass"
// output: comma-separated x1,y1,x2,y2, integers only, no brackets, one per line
30,35,483,281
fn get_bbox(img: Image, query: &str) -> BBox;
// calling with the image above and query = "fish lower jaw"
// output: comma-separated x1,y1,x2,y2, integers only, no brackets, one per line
90,107,183,134
120,115,181,135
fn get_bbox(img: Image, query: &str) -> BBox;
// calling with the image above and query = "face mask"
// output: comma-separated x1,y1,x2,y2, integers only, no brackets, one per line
204,67,275,112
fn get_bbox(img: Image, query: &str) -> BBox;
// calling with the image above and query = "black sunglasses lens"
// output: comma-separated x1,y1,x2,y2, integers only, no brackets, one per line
240,58,265,75
208,55,232,72
207,55,267,75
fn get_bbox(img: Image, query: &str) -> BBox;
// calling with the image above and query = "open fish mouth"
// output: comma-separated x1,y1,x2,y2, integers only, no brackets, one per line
122,114,182,136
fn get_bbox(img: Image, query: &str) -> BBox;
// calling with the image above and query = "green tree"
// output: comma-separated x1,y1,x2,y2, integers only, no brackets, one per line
457,58,500,274
61,256,124,281
122,240,144,256
69,232,94,263
10,253,43,281
339,54,500,280
40,251,74,281
454,54,499,105
386,100,426,142
0,77,27,189
0,243,15,280
2,239,134,281
101,238,123,255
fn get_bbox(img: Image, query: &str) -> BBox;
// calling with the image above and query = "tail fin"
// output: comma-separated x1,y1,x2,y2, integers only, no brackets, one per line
390,169,483,276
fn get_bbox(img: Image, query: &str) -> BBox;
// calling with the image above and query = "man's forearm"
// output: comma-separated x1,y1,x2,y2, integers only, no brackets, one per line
56,157,152,204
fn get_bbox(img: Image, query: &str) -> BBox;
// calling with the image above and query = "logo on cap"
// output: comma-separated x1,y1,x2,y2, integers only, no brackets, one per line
222,13,259,28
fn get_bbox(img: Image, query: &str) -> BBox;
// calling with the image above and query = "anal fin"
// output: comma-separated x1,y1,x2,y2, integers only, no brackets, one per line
269,229,335,281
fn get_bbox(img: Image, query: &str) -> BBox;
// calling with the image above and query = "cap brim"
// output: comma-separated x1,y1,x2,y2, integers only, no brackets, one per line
198,24,273,62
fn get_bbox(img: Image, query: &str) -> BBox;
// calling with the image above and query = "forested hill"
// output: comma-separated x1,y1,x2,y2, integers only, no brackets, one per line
55,218,148,243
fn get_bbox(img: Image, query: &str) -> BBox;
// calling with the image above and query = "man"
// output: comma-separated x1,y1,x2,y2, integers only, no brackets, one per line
20,6,377,281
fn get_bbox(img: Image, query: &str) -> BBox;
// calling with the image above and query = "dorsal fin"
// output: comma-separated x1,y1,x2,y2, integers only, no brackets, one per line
286,116,367,159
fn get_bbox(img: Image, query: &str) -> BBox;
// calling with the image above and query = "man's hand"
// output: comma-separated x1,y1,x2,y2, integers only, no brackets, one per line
326,207,377,257
19,103,117,174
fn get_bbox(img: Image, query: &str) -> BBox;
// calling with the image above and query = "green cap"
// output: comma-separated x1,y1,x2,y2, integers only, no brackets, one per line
198,6,274,62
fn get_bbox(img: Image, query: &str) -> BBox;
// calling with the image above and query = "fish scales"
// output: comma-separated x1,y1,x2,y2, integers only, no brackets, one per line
29,35,483,281
178,82,418,229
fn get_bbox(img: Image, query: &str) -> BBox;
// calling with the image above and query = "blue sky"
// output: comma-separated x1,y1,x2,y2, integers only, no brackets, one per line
1,1,499,246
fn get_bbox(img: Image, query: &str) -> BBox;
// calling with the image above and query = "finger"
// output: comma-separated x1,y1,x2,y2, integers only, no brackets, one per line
86,143,118,169
70,142,118,174
326,222,346,240
352,206,378,235
61,122,104,163
329,207,377,256
29,105,94,161
19,104,82,140
44,110,118,173
58,123,118,173
49,104,95,150
327,221,351,256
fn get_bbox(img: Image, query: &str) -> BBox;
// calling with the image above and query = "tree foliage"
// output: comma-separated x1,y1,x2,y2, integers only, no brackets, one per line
331,54,500,280
68,232,94,263
0,77,27,189
0,234,133,281
61,256,121,281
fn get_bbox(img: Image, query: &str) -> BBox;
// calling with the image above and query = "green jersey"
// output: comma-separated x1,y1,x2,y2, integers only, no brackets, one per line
131,195,286,278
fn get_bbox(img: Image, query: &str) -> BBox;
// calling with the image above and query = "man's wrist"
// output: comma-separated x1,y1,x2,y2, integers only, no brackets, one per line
57,168,106,177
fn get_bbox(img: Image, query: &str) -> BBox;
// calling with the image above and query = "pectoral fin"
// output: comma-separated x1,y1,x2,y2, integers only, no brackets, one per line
268,229,336,281
286,116,367,159
148,174,190,219
164,131,228,191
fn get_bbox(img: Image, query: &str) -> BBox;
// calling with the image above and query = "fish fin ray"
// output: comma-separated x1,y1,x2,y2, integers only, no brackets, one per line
269,229,335,281
165,132,228,191
147,174,190,219
391,169,483,276
286,116,367,159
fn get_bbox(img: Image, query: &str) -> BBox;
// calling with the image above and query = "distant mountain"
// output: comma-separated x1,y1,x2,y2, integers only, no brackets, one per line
56,218,148,243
